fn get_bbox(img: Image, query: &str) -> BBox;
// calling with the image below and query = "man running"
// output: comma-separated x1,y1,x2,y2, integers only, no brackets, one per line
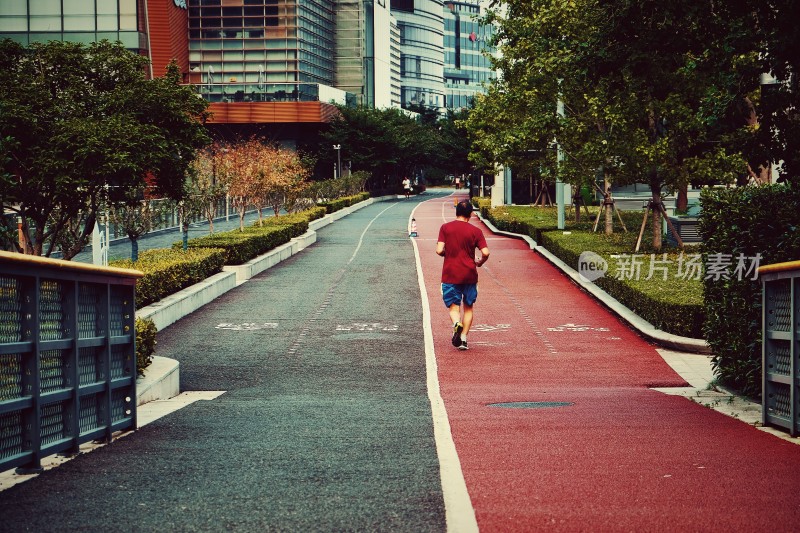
436,200,490,350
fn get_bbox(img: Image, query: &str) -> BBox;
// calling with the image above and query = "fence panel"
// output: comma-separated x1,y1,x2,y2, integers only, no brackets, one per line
0,252,142,473
761,261,800,436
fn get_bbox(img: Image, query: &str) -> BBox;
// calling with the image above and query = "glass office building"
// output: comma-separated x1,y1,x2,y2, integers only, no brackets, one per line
443,0,495,111
187,0,335,87
0,0,146,50
334,0,398,109
391,0,445,112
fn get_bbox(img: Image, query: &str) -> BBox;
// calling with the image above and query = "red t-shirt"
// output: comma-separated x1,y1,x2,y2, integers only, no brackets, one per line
438,220,488,284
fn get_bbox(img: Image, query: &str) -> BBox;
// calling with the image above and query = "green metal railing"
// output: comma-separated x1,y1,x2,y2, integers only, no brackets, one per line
0,252,142,473
761,260,800,436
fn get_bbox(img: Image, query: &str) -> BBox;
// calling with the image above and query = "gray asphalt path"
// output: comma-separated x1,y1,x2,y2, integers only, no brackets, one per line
0,195,448,531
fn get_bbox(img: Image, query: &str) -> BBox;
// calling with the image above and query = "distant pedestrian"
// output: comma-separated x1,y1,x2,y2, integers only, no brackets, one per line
454,176,461,190
436,200,490,350
402,177,412,198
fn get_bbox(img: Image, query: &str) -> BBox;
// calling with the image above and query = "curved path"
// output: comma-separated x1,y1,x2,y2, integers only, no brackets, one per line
413,194,800,532
0,196,446,531
3,191,800,532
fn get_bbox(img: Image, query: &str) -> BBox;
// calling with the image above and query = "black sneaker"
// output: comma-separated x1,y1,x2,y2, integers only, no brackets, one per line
458,340,468,351
452,322,463,347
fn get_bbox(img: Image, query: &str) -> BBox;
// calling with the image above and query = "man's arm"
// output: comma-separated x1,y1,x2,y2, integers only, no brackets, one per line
476,247,490,267
436,241,446,256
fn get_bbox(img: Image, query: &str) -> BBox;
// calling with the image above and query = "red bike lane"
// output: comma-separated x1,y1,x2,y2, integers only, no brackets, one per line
413,195,800,532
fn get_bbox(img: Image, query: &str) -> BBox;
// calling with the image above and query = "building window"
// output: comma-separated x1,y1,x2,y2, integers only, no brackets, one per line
391,0,414,13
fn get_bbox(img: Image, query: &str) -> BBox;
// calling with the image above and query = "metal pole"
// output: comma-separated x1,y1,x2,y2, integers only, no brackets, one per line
556,91,565,230
333,144,341,179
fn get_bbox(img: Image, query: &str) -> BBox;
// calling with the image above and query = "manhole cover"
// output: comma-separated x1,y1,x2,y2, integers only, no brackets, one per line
487,401,573,409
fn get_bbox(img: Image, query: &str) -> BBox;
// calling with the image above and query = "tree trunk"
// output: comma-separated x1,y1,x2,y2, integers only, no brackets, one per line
131,237,139,262
676,183,688,212
182,222,189,251
650,178,663,251
604,176,613,235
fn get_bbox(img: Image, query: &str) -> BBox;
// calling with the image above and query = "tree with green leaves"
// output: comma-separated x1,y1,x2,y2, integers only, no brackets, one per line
319,105,470,191
474,0,759,248
747,0,800,184
0,39,209,259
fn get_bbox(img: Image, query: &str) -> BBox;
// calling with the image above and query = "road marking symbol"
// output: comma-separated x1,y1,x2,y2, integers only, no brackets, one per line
547,323,611,332
215,322,278,331
336,323,398,332
470,323,511,332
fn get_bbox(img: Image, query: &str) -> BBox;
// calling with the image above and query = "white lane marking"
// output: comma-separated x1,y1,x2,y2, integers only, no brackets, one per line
215,322,278,331
348,203,397,265
410,203,479,533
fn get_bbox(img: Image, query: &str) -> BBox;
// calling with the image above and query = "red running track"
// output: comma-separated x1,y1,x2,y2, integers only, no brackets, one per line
414,195,800,532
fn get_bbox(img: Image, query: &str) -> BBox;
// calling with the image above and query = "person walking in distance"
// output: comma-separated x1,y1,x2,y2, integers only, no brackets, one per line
436,200,490,350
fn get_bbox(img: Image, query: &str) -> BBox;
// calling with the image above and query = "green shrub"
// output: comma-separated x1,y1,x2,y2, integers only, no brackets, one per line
135,316,157,375
178,223,297,265
250,207,326,235
700,184,800,397
319,192,370,213
112,247,227,308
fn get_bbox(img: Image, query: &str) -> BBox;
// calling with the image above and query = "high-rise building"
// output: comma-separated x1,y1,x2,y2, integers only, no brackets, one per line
391,0,445,112
443,0,496,111
334,0,399,109
0,0,488,132
0,0,188,79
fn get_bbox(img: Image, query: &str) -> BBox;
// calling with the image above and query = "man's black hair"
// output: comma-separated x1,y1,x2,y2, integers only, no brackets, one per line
456,200,474,218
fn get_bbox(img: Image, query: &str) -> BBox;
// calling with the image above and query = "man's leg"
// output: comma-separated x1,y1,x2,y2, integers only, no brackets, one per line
448,303,461,326
462,303,474,339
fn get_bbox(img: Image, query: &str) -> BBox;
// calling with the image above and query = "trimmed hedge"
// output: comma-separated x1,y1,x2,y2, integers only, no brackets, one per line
135,317,157,376
319,192,370,213
180,206,328,265
480,203,705,338
178,224,296,265
700,184,800,397
112,247,227,309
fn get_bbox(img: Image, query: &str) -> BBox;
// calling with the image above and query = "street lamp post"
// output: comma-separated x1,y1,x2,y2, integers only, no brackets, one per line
333,144,341,179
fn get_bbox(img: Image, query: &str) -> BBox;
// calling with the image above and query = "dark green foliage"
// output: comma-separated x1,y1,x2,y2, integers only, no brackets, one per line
112,248,227,308
0,40,209,258
135,317,158,376
178,224,296,265
251,207,325,234
184,206,328,264
700,184,800,396
319,192,370,214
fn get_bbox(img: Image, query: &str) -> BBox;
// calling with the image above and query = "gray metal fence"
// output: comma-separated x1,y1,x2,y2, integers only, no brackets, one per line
0,251,142,473
761,261,800,436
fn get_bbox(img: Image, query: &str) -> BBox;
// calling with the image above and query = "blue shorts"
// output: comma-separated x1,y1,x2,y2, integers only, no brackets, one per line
442,283,478,307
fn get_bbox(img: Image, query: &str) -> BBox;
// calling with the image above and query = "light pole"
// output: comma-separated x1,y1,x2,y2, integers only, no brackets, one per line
333,144,341,179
